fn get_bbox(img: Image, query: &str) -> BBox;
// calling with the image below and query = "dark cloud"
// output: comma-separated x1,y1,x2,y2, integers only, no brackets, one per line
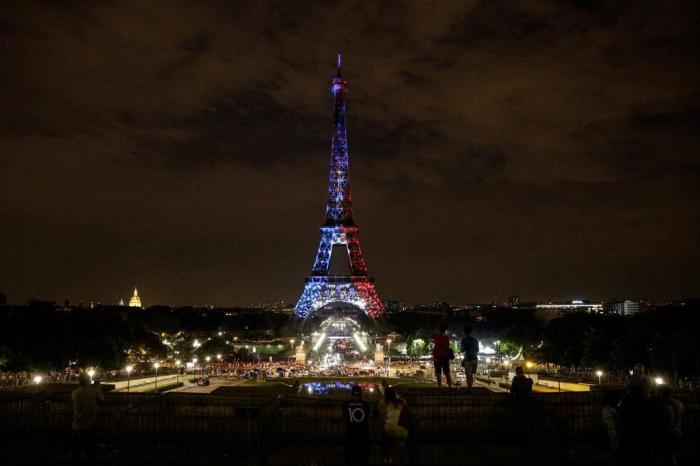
1,0,698,306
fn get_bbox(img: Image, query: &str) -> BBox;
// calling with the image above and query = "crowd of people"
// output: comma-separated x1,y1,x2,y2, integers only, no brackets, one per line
199,359,429,381
0,369,81,387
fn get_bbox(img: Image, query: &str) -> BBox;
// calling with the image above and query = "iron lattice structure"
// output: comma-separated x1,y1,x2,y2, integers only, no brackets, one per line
294,56,384,319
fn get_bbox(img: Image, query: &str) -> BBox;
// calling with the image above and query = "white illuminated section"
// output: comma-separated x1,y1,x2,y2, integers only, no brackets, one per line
478,342,496,355
313,333,327,352
352,332,367,351
536,303,603,311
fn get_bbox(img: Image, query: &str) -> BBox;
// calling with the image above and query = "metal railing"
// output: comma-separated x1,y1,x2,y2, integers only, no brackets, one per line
1,389,698,464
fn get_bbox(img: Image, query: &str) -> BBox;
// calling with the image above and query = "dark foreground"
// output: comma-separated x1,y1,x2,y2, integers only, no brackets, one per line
1,385,698,465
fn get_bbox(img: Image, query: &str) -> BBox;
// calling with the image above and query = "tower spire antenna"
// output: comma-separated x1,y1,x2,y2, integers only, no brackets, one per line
336,51,342,77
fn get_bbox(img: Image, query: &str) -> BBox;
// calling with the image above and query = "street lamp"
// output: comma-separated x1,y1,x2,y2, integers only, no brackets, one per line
33,375,42,385
153,362,160,391
87,369,96,382
386,339,392,367
175,360,181,387
596,370,603,385
125,365,133,392
216,354,222,362
655,377,664,385
186,361,194,381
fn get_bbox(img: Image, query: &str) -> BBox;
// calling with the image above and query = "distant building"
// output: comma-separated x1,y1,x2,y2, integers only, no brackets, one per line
405,302,452,315
534,300,603,320
508,296,520,308
383,301,401,313
119,298,125,306
128,287,142,308
605,299,643,315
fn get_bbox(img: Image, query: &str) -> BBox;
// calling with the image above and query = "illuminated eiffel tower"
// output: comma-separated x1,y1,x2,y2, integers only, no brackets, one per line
294,54,384,319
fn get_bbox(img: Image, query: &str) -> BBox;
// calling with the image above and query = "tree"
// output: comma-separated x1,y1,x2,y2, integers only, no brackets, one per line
407,338,429,358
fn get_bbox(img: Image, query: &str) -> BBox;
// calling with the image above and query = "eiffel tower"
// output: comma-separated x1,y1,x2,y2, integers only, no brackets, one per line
294,54,384,319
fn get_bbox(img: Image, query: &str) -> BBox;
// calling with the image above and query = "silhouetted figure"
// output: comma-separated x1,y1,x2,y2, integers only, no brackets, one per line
343,385,371,466
656,386,684,466
460,325,479,392
510,366,533,441
619,364,654,466
432,324,452,388
379,387,410,464
71,373,104,465
626,363,652,400
602,391,622,463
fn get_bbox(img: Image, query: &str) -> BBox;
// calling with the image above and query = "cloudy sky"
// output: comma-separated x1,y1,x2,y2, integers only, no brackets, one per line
1,0,699,306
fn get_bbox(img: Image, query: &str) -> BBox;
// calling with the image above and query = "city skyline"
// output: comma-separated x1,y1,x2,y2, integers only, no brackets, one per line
2,1,699,306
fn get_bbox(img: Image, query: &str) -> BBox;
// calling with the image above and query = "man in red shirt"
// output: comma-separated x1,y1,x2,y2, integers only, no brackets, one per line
432,324,452,388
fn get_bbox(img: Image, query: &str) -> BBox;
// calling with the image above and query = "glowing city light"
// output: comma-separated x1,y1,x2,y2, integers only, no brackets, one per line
153,362,160,369
313,333,327,352
33,375,42,384
352,332,367,351
129,287,141,307
655,377,664,385
125,365,133,374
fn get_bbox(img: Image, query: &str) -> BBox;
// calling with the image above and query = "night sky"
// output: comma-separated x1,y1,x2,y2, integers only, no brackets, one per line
1,1,699,306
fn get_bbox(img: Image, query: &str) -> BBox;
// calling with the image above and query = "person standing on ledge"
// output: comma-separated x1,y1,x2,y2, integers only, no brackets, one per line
71,373,104,465
432,324,452,388
460,325,479,392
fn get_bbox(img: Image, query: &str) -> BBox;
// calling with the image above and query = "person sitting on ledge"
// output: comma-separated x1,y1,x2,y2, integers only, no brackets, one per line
510,366,534,441
379,386,410,464
510,366,533,397
71,372,104,466
343,385,371,466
